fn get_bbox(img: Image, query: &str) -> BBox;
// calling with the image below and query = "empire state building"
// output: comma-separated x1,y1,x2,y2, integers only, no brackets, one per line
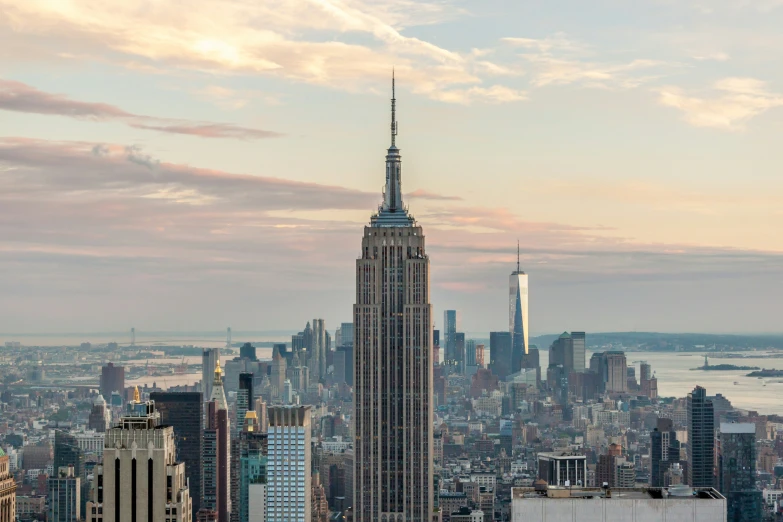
353,78,434,522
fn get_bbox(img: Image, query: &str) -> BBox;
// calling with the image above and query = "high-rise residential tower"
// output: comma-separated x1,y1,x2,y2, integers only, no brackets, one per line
311,319,327,382
687,385,715,488
267,406,311,522
509,244,529,367
353,77,434,522
443,310,459,370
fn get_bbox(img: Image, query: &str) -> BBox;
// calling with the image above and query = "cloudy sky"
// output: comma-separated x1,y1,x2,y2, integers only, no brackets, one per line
1,0,782,336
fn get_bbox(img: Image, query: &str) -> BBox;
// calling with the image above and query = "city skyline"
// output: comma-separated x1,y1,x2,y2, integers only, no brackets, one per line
1,1,783,335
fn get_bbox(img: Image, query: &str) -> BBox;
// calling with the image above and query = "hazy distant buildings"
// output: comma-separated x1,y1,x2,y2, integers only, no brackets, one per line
353,80,434,521
239,343,257,361
590,351,628,393
100,363,125,401
687,386,715,488
88,395,111,432
151,391,204,515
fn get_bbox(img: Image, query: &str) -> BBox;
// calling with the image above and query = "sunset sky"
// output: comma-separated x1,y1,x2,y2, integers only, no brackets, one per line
1,0,782,335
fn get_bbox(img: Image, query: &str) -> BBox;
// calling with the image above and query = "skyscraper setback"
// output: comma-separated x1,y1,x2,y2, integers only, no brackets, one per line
353,78,434,521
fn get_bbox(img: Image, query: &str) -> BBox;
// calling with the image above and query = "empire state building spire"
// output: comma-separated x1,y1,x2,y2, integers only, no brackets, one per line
374,72,413,226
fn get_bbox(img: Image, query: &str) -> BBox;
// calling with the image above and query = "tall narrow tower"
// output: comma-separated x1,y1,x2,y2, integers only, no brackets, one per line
509,242,529,372
353,76,434,521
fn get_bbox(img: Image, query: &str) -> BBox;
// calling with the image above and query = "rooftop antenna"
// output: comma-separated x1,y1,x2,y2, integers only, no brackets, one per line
517,240,520,273
391,68,398,147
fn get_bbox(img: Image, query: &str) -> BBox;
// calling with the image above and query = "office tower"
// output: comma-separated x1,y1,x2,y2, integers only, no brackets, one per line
0,448,16,522
353,79,434,522
100,362,125,401
509,246,529,368
455,332,466,374
333,349,347,384
48,466,80,522
202,348,220,404
687,386,715,488
603,352,628,393
267,406,311,521
237,373,254,421
718,423,762,522
433,329,440,364
571,332,585,373
270,346,286,399
339,322,354,348
208,361,231,522
640,362,658,399
650,418,680,487
443,310,459,370
489,331,512,380
88,395,111,432
465,340,477,376
87,389,192,522
548,332,571,370
151,391,204,515
239,343,257,361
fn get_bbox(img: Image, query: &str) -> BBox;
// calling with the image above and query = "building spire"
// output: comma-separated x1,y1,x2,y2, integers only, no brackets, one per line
391,68,397,147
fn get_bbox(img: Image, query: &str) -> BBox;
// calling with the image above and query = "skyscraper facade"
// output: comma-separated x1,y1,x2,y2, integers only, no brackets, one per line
489,332,512,380
718,423,762,522
209,361,231,522
571,332,586,373
687,386,715,488
150,391,204,515
48,466,80,522
650,418,680,487
604,351,628,393
0,449,15,522
353,79,434,522
267,406,311,522
87,389,192,522
509,252,529,370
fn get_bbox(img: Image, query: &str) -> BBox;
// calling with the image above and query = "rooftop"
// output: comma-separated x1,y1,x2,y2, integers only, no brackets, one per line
513,486,725,501
720,422,755,434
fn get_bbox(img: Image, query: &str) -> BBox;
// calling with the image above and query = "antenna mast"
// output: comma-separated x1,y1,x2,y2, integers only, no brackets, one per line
391,69,398,146
517,240,520,273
